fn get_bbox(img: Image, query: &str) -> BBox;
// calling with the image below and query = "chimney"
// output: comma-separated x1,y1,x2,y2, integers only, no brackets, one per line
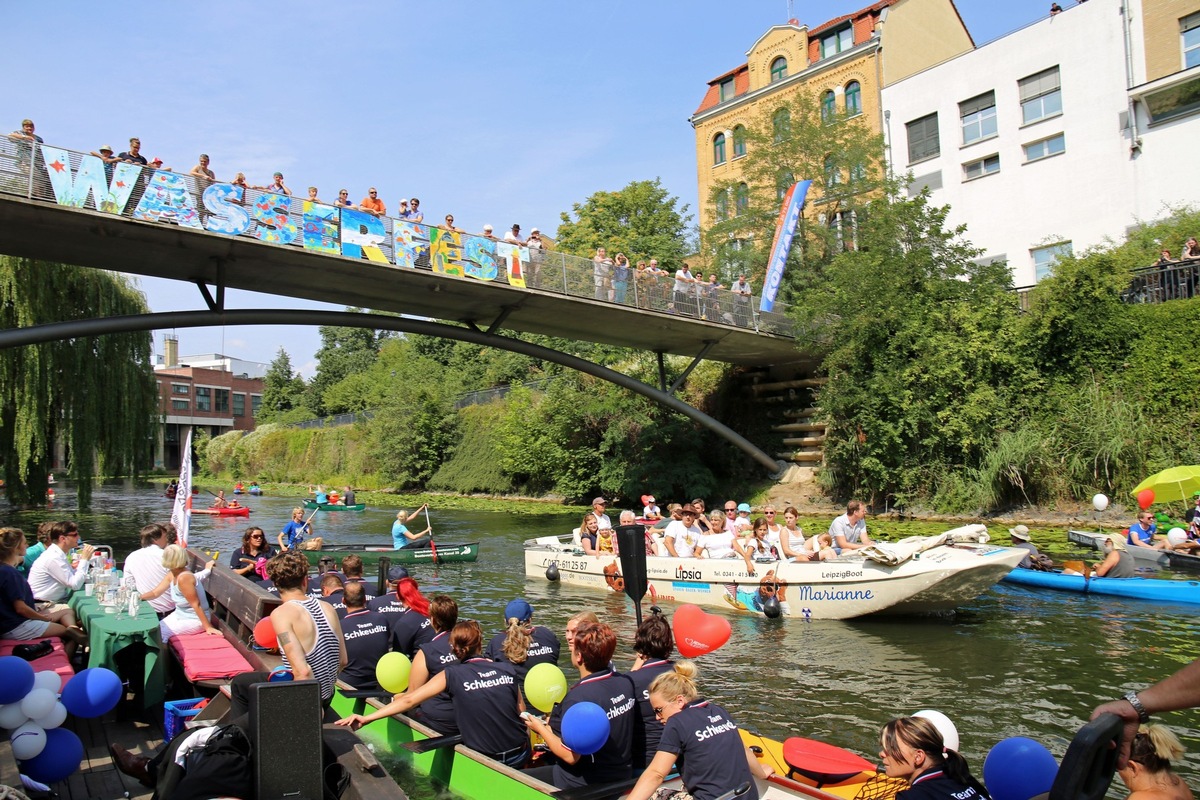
164,336,179,368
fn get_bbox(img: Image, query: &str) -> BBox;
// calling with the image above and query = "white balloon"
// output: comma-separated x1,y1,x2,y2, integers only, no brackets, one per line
9,722,46,760
31,671,61,694
19,688,57,722
1168,528,1188,546
914,709,960,752
0,703,30,730
32,702,67,731
1092,494,1110,512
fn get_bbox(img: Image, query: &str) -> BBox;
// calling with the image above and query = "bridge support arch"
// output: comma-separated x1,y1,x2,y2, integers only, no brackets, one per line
0,309,786,476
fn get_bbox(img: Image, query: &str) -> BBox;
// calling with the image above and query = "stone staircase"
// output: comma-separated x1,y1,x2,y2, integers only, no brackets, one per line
745,373,828,465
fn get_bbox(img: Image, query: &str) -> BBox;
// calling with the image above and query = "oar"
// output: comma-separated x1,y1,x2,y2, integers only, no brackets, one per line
424,504,438,565
400,733,462,753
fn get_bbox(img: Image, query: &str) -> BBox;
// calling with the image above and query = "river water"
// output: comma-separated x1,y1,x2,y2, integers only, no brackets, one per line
6,480,1200,795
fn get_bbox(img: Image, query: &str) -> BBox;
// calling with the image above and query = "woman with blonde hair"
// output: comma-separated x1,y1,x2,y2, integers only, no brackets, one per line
392,504,431,549
565,610,599,659
484,598,561,701
578,512,601,554
1118,724,1192,800
140,544,219,643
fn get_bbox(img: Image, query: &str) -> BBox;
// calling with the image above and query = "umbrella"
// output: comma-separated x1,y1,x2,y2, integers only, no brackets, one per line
1131,465,1200,505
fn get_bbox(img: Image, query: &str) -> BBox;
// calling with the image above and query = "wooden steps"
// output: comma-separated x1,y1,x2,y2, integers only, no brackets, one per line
746,371,827,466
776,451,824,462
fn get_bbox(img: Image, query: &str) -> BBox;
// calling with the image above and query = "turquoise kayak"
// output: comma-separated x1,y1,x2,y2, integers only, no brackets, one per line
1002,568,1200,606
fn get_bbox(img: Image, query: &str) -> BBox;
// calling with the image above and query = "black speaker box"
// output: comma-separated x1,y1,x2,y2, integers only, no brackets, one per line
249,679,325,799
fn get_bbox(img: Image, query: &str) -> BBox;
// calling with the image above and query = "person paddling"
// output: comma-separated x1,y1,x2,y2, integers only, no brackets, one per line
392,505,431,549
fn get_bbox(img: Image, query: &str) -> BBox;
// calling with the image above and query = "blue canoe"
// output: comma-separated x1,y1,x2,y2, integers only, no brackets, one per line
1002,568,1200,606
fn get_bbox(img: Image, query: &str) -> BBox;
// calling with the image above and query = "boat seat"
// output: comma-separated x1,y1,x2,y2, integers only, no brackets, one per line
651,533,668,557
571,527,583,549
0,638,73,691
170,629,255,684
782,736,875,787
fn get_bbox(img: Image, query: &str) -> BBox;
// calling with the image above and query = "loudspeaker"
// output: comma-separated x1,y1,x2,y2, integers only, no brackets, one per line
249,679,325,799
616,524,649,605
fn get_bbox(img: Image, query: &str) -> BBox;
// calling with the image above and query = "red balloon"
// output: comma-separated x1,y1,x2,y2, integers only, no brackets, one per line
673,604,732,659
1137,488,1156,510
253,616,277,650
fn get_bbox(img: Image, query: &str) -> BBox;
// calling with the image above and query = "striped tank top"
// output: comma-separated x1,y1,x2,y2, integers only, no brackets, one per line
283,596,341,701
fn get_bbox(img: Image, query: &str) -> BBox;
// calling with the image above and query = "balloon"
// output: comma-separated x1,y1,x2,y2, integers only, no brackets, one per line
20,689,57,722
1168,528,1188,546
914,709,960,752
561,702,610,756
61,668,123,718
0,657,35,704
376,652,411,693
983,737,1058,800
32,702,67,730
269,666,294,682
0,703,29,730
1092,494,1109,512
1137,489,1156,510
673,604,732,658
19,727,83,784
10,722,47,760
525,663,568,713
254,616,277,650
31,671,62,695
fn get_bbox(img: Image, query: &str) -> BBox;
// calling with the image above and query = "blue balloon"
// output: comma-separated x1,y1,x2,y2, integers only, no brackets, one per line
561,701,610,756
19,727,83,784
61,668,123,719
983,736,1058,800
0,656,35,705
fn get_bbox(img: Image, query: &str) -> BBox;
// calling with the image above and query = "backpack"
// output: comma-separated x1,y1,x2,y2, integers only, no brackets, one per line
174,724,254,800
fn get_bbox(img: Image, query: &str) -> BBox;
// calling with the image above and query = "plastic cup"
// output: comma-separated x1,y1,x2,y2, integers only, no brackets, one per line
84,583,94,597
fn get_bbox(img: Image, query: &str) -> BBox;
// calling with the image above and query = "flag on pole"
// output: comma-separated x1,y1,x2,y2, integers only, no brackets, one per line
171,427,193,547
759,179,811,313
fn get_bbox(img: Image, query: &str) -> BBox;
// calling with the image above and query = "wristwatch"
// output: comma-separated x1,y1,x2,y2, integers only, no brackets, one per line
1124,691,1150,723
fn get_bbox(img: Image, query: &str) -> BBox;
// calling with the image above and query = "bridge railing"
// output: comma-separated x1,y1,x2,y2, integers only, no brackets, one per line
0,139,796,337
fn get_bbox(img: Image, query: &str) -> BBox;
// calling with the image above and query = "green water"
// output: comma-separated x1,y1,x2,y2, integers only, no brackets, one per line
6,479,1200,796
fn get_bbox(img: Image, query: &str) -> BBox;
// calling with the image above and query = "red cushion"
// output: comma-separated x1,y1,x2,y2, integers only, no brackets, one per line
169,632,254,681
0,638,73,691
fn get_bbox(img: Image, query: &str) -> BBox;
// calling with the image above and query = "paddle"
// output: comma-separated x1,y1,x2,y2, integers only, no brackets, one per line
424,504,437,565
400,733,462,753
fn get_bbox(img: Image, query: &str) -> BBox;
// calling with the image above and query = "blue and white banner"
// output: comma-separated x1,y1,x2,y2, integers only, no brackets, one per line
171,427,193,547
759,180,811,313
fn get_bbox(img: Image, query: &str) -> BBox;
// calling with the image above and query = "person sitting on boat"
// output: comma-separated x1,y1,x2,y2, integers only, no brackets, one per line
1095,534,1136,578
126,523,174,616
342,485,356,507
1008,525,1040,569
1115,724,1193,800
642,494,661,521
367,565,408,617
625,660,771,800
695,515,750,563
339,619,531,768
805,531,838,561
0,527,88,660
578,512,602,554
692,499,714,534
234,482,244,493
731,502,754,535
328,489,342,505
211,489,229,509
626,612,675,768
320,573,346,615
392,505,431,549
339,555,375,601
1127,512,1166,550
408,595,461,734
739,517,778,574
565,610,600,661
248,481,261,493
278,507,313,551
591,497,613,530
485,598,561,702
28,520,94,603
139,544,219,643
596,523,617,553
523,622,637,790
230,526,276,585
778,506,813,562
830,499,873,553
388,576,435,658
338,582,390,691
878,716,989,800
310,484,329,504
226,498,241,509
663,504,703,558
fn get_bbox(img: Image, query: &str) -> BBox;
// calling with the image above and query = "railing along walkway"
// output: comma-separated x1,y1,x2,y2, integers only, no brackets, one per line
1013,257,1200,311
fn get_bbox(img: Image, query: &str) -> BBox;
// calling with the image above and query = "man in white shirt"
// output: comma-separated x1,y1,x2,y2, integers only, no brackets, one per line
829,500,872,552
673,264,696,315
123,523,173,616
664,505,703,558
591,497,612,530
28,521,95,603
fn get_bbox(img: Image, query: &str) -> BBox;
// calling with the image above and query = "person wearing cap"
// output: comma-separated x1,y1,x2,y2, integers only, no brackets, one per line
401,197,423,222
526,227,545,286
1008,525,1039,569
90,144,120,182
367,566,409,618
590,497,612,530
664,504,702,558
117,137,147,166
505,223,525,245
360,187,386,217
1095,534,1136,578
264,171,291,196
731,502,754,534
482,224,497,240
392,505,431,549
485,598,561,701
189,153,215,183
642,495,661,521
829,500,872,552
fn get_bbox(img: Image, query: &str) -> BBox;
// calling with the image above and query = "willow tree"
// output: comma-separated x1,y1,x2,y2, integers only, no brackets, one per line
0,257,159,507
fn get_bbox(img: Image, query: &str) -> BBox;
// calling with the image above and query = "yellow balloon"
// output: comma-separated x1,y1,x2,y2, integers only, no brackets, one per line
524,662,568,713
376,652,412,693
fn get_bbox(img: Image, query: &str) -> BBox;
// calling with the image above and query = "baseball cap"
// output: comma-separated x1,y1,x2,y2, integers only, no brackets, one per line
151,157,163,165
531,227,540,233
592,497,607,506
1008,525,1031,542
504,598,533,622
645,495,655,503
737,503,751,513
387,565,410,582
483,224,493,231
99,144,113,153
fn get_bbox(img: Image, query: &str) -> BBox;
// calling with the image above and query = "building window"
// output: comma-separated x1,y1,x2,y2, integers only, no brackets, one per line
732,125,747,158
776,171,795,201
171,383,189,395
849,159,867,183
820,26,854,59
1032,242,1072,281
906,113,940,163
824,155,841,187
1184,13,1200,69
1023,133,1066,162
963,154,1000,181
960,91,998,144
715,191,729,221
195,386,211,412
770,57,788,83
171,399,189,411
719,78,735,103
828,210,859,251
1143,74,1200,124
773,108,791,142
251,395,262,417
713,133,726,165
233,393,245,417
1019,67,1062,125
735,183,749,216
845,81,862,117
215,388,230,414
821,90,837,123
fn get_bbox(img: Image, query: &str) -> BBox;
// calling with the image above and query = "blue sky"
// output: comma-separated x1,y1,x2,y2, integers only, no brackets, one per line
5,0,1068,375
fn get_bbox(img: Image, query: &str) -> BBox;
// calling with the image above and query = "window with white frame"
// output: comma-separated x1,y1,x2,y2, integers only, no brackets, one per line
906,113,940,163
960,91,997,144
820,26,854,59
1023,133,1066,162
963,154,1000,181
1032,242,1072,281
1184,13,1200,69
1019,67,1062,125
172,383,189,395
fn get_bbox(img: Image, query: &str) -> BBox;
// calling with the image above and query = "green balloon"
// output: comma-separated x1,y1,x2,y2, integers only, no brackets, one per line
524,662,568,713
376,652,412,693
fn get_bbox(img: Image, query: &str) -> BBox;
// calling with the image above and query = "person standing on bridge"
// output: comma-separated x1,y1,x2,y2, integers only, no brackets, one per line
9,119,43,176
360,187,386,217
406,198,425,223
189,154,215,184
732,274,752,326
263,171,291,196
505,223,525,245
673,263,697,316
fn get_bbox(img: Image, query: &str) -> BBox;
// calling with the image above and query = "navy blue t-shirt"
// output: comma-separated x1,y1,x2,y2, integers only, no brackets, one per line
341,577,375,601
548,668,636,789
0,564,35,634
339,609,390,690
390,608,434,658
897,770,984,800
626,658,674,767
367,592,406,625
658,699,757,800
322,589,347,616
415,632,459,734
307,571,344,596
485,625,561,698
443,657,526,757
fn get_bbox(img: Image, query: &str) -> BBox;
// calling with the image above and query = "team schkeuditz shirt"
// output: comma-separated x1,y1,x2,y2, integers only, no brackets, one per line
339,609,390,690
414,631,459,735
443,657,527,757
484,625,561,690
897,770,984,800
366,591,404,623
389,608,434,658
626,658,674,767
548,667,636,789
658,698,758,800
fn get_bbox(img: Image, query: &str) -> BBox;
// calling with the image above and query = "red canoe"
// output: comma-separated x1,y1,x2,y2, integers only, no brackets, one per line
191,507,251,517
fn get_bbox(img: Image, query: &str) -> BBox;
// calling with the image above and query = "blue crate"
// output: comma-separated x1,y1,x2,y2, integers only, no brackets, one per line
163,697,206,740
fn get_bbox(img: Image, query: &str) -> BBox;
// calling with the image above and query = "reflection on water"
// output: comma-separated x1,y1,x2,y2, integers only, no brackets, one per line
4,481,1200,794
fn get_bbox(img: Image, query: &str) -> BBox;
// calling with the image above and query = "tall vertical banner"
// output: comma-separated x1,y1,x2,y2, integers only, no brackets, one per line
171,427,193,547
760,179,811,313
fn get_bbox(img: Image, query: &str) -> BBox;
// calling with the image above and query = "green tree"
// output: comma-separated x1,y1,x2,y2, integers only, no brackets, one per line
0,257,158,507
554,179,694,270
306,314,394,416
258,348,307,422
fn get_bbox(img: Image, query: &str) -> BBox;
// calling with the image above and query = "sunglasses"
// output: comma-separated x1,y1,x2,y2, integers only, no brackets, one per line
765,511,776,515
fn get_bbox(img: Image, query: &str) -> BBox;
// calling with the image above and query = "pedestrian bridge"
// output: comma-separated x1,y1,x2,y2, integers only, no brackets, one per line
0,141,809,369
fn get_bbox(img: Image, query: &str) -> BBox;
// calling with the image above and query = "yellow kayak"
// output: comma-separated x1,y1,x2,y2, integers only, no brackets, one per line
740,729,906,800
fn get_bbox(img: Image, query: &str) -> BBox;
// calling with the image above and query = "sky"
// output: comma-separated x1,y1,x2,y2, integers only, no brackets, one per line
4,0,1069,376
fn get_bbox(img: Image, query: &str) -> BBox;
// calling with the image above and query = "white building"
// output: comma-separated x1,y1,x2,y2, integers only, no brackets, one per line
881,0,1200,287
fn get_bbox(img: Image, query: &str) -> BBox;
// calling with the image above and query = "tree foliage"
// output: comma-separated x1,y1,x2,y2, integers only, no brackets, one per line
554,179,694,270
0,257,158,507
306,315,394,416
258,348,307,422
